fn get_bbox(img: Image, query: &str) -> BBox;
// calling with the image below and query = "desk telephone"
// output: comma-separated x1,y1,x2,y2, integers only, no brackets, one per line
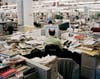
64,40,81,48
64,40,72,48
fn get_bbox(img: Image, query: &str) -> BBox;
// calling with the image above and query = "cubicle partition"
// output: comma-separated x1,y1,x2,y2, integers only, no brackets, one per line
18,55,58,79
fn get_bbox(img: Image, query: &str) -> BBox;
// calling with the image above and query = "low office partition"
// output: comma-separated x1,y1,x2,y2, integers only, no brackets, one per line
81,53,100,79
18,55,58,79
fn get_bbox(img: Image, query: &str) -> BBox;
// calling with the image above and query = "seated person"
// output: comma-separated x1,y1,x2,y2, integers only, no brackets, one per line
44,28,62,48
34,21,41,28
7,19,14,35
47,17,53,24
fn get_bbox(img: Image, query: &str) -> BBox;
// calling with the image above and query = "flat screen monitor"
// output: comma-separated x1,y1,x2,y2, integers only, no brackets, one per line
45,25,59,38
59,22,69,31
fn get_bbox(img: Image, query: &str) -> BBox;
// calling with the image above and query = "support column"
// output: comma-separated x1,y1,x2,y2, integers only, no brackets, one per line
17,0,24,26
17,0,33,26
23,0,33,26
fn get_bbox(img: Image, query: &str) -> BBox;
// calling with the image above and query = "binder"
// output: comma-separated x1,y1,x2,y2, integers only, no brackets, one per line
0,68,16,79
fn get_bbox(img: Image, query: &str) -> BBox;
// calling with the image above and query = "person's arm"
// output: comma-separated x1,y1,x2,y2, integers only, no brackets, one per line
57,39,62,49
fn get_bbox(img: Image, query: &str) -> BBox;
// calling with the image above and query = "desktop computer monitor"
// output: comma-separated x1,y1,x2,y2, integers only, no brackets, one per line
59,22,69,31
45,25,59,38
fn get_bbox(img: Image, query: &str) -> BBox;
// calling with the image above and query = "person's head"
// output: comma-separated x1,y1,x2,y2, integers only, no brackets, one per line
87,18,90,21
6,19,13,22
48,20,52,24
10,19,14,21
49,28,55,36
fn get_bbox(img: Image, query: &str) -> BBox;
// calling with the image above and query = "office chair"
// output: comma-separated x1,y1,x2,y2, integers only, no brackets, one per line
44,44,62,57
91,27,100,32
29,48,43,58
23,48,42,59
58,58,79,79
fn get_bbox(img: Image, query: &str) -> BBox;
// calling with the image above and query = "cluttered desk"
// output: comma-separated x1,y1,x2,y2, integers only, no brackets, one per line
0,27,100,79
0,53,63,79
0,28,62,79
0,27,100,55
62,31,100,55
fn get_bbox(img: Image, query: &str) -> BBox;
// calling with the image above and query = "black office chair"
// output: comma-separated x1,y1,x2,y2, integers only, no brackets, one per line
44,44,62,57
23,48,43,59
58,58,79,79
31,48,43,58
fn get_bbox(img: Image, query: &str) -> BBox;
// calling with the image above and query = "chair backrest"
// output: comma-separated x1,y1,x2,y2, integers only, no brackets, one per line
45,44,61,56
58,58,79,79
23,48,42,59
31,48,43,58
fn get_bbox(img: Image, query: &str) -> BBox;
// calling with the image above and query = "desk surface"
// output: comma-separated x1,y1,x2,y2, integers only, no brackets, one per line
0,21,17,24
0,29,99,56
78,46,100,56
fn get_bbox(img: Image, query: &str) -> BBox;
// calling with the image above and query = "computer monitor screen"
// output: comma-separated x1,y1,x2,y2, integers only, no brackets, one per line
45,25,59,38
59,22,69,31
